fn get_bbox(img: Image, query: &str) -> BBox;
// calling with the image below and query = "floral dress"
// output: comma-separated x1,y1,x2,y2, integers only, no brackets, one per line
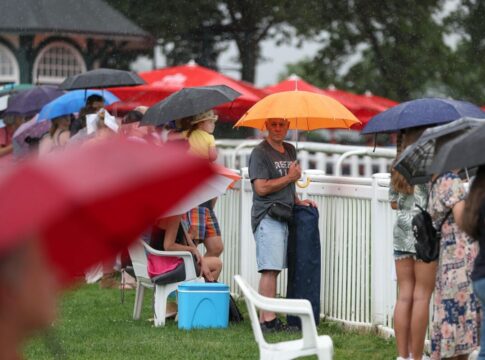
429,172,480,359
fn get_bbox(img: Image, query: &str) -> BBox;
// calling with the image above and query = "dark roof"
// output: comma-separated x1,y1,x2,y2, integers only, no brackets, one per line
0,0,151,39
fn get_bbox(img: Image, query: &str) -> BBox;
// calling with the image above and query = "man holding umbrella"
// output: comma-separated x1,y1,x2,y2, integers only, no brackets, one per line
249,118,316,332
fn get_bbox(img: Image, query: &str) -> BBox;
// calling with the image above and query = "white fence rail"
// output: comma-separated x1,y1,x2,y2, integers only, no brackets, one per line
216,139,396,177
214,171,397,333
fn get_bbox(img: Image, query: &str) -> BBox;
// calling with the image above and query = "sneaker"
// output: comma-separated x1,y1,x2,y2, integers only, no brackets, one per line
260,318,299,333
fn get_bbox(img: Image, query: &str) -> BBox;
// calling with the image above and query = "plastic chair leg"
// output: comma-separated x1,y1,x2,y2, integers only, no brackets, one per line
133,281,145,320
153,285,168,327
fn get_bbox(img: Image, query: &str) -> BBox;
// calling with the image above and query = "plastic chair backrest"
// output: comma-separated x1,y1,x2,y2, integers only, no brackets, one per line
234,275,268,345
128,241,150,281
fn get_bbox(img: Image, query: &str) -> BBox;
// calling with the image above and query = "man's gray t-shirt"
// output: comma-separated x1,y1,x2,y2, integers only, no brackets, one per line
248,140,296,232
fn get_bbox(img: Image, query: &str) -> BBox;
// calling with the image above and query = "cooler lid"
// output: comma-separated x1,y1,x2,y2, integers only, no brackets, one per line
178,282,229,292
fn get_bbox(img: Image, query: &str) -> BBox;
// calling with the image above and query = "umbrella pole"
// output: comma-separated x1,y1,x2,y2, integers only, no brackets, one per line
465,168,470,182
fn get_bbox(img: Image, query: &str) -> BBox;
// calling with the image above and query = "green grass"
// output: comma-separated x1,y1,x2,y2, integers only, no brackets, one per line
24,284,396,359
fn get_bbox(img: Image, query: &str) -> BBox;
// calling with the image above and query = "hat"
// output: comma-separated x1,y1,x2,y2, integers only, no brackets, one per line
191,110,218,125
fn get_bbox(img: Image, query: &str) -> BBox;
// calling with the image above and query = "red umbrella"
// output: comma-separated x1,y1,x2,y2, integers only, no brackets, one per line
109,62,266,121
363,90,398,109
0,138,215,284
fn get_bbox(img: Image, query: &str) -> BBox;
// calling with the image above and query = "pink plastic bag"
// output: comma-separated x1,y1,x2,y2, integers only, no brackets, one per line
147,254,183,279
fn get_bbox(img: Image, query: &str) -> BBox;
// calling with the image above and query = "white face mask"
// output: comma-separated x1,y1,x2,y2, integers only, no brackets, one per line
86,109,119,135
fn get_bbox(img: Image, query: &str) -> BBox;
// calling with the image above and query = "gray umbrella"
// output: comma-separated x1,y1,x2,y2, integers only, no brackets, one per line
60,68,145,90
140,85,241,127
394,117,485,184
430,122,485,175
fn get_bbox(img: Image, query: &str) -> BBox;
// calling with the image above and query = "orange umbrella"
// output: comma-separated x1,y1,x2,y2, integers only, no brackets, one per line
234,90,360,131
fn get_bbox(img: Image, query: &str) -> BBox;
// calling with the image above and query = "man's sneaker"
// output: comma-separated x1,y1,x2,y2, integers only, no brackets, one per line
260,318,299,333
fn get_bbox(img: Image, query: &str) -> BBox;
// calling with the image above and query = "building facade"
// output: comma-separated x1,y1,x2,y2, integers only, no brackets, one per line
0,0,152,85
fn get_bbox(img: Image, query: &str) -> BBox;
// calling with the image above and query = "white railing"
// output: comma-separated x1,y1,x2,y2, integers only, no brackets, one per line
216,139,396,177
214,170,397,334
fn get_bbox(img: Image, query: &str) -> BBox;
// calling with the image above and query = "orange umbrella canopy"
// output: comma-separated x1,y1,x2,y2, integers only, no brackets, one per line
234,90,361,131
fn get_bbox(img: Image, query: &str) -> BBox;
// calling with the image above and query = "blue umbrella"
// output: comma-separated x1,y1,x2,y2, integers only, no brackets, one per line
38,90,119,121
4,86,65,117
361,98,485,134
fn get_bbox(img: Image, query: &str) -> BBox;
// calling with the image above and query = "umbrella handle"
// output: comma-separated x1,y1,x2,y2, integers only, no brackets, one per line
296,176,311,188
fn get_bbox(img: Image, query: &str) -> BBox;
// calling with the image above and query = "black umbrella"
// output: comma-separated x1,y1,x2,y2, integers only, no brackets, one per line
59,68,145,90
430,122,485,175
394,117,485,184
140,85,241,126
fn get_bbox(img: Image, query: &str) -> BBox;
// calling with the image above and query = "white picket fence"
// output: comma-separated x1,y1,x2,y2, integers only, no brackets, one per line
216,139,396,177
215,171,397,334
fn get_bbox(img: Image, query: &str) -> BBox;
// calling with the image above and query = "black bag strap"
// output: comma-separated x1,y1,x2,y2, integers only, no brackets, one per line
421,176,453,233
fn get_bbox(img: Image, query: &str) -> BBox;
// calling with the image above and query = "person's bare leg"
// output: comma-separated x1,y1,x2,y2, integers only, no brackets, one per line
204,236,223,258
394,258,415,359
258,270,279,322
411,260,437,360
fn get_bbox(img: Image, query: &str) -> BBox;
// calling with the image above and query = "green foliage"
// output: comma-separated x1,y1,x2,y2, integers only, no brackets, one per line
24,284,396,359
106,0,295,82
286,0,451,102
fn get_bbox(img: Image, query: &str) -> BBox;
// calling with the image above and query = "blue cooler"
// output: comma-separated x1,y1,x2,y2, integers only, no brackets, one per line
178,282,229,330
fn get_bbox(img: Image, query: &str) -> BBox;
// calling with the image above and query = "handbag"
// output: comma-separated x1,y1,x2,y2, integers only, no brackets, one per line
267,202,293,222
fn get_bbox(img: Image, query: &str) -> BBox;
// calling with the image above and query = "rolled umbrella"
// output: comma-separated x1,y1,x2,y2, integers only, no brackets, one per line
0,138,215,284
429,123,485,176
394,117,485,184
60,68,145,90
140,85,241,126
3,86,64,117
38,90,119,121
362,98,485,134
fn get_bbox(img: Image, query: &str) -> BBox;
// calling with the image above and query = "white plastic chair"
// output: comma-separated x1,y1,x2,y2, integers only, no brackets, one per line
234,275,333,360
128,240,201,326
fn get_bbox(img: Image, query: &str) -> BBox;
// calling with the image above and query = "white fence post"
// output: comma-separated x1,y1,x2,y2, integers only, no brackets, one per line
371,173,392,326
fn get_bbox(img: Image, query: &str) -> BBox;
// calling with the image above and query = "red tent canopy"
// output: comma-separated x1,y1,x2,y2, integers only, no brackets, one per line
109,62,266,122
263,76,398,129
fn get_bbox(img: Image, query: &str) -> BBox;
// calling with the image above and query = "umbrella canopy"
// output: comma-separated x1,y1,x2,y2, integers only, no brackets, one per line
109,62,265,121
429,123,485,175
12,115,51,157
362,98,485,134
60,68,145,90
394,117,485,184
0,84,35,116
141,85,241,126
38,90,119,121
234,90,360,131
264,77,392,129
165,164,240,216
0,138,215,283
3,86,64,117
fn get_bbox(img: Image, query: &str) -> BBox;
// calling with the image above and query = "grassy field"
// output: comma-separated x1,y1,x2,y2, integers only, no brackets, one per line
24,284,396,359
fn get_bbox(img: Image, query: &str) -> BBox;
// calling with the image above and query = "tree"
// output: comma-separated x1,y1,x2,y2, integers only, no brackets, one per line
285,0,451,102
440,0,485,104
106,0,294,83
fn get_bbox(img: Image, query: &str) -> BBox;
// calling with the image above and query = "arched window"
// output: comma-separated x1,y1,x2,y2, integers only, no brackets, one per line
33,42,86,84
0,43,19,84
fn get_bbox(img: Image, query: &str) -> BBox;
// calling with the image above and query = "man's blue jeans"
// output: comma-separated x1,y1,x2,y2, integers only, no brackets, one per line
473,278,485,359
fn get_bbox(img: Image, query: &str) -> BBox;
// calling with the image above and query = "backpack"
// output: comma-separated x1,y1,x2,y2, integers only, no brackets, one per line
228,294,244,323
412,195,451,263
